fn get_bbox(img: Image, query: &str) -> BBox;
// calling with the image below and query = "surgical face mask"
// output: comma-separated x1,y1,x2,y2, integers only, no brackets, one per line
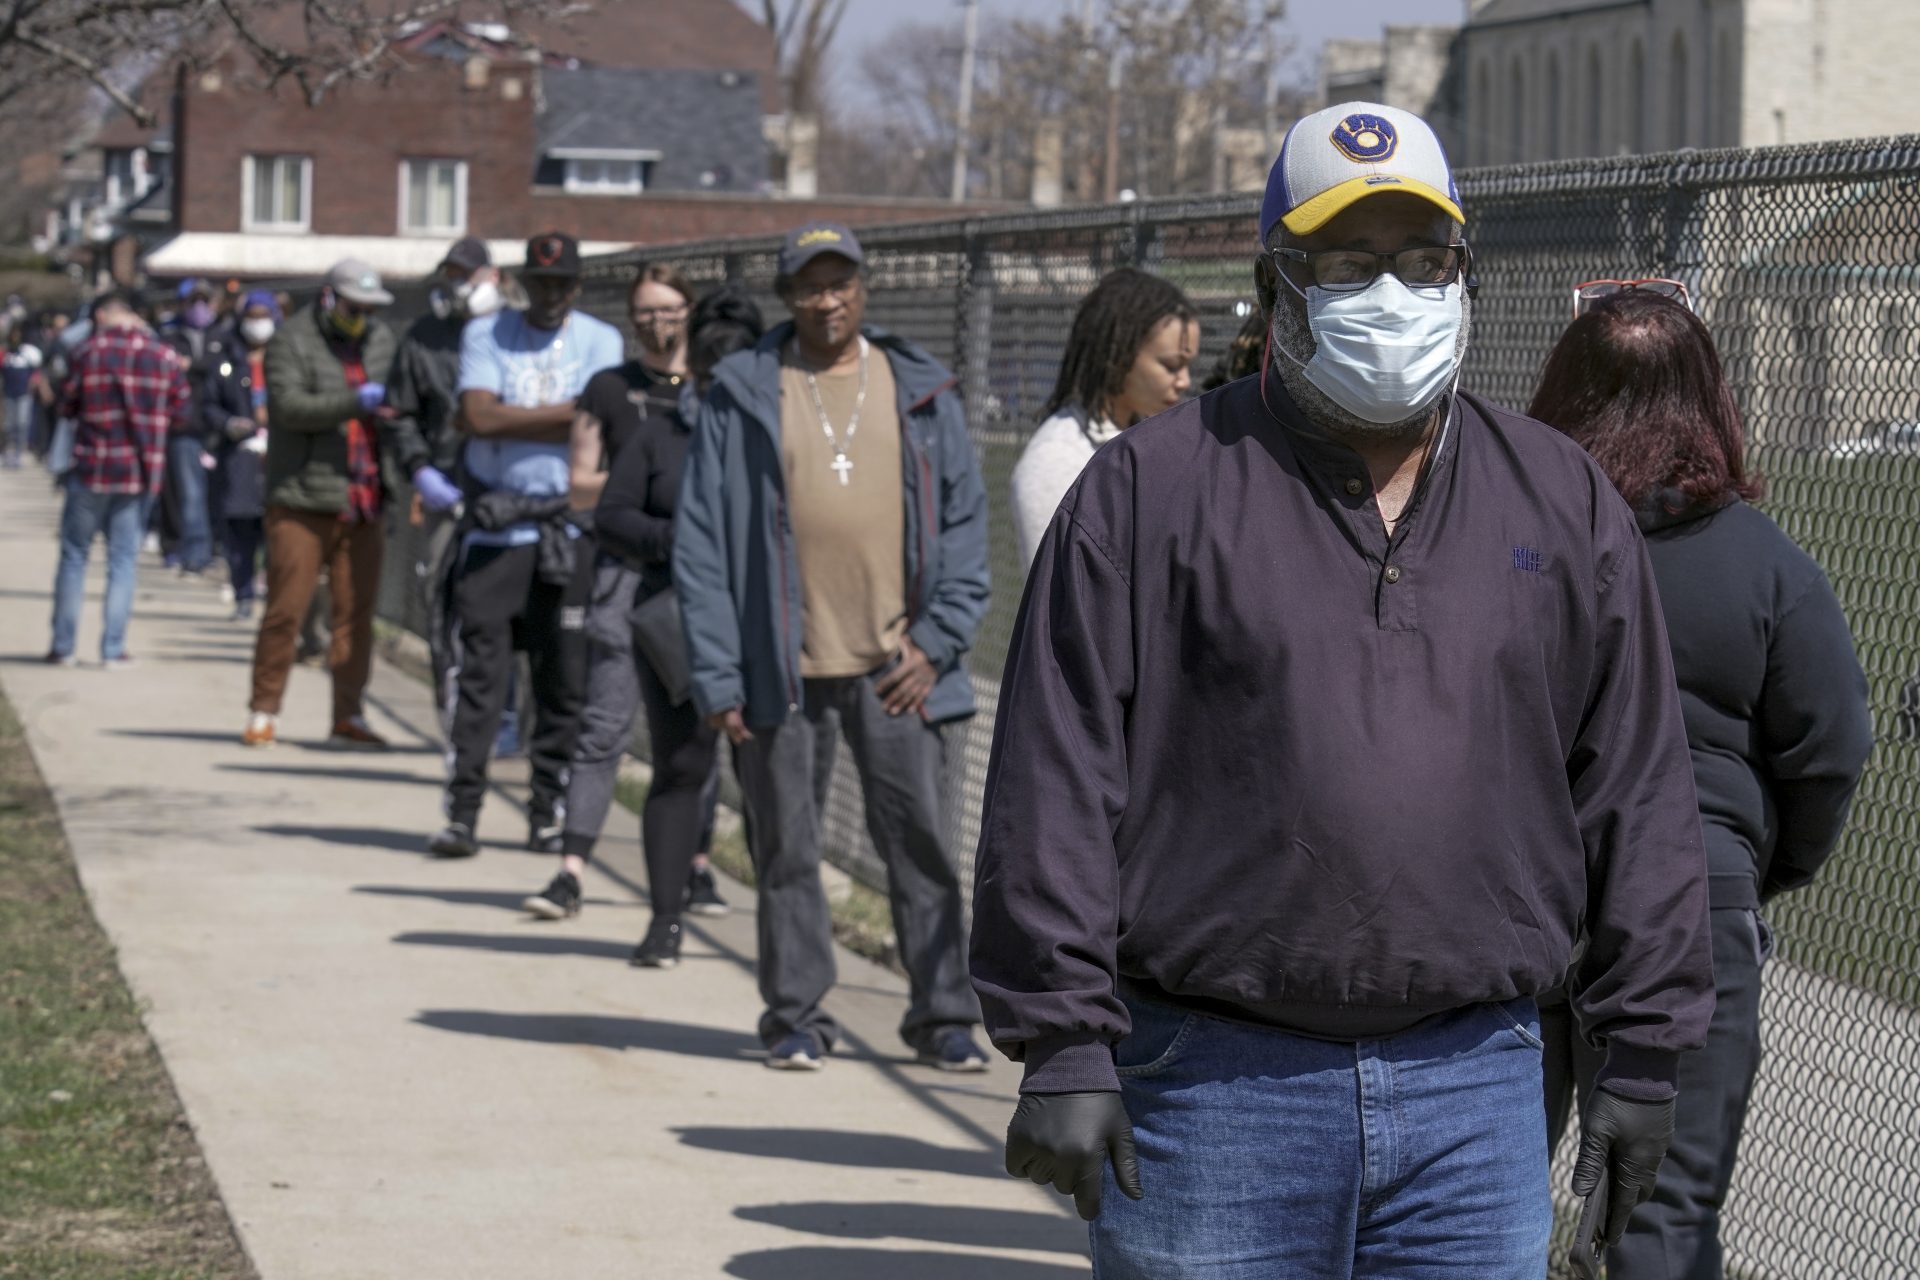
1279,272,1464,425
455,278,502,318
241,317,276,346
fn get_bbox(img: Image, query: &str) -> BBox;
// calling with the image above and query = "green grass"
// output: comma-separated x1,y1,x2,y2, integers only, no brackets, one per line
0,693,254,1280
1751,447,1920,1008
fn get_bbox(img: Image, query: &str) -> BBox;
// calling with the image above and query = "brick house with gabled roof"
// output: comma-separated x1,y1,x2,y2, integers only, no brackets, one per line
48,1,999,285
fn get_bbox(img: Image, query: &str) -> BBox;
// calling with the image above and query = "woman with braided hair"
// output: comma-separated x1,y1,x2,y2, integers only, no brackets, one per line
1011,268,1199,566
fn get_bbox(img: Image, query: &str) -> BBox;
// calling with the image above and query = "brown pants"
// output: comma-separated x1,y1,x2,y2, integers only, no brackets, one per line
249,506,384,723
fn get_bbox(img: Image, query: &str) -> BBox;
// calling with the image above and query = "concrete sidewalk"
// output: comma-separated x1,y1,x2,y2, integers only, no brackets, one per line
0,469,1088,1279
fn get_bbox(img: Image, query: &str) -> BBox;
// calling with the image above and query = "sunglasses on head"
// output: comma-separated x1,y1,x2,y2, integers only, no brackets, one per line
1572,277,1692,318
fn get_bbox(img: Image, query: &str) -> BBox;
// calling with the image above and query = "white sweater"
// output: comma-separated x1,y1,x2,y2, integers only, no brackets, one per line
1010,408,1121,568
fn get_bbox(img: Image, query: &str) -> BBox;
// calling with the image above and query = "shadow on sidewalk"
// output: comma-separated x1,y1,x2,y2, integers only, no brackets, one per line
355,884,607,911
253,823,431,853
734,1202,1082,1255
392,930,648,961
722,1247,1086,1279
220,762,439,785
675,1127,1003,1180
412,1010,762,1061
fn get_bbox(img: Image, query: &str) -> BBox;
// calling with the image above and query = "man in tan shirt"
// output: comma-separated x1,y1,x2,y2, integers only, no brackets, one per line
673,222,993,1072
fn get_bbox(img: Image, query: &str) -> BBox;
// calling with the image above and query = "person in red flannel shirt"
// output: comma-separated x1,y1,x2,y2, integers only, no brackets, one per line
47,289,190,668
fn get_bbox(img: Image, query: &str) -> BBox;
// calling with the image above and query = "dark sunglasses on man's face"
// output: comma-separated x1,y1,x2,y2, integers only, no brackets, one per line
1272,244,1468,293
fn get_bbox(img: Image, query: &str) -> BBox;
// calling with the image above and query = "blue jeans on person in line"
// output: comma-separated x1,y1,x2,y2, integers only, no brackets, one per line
166,433,213,570
4,394,32,463
1092,992,1553,1279
50,476,152,660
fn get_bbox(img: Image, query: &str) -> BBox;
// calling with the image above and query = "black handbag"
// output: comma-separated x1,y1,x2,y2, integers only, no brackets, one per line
629,585,693,707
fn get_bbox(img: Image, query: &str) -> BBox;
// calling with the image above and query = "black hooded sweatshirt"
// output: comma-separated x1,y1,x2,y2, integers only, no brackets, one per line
1634,494,1871,910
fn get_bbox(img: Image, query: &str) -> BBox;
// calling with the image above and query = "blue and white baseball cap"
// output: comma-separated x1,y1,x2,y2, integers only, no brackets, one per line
1261,101,1465,244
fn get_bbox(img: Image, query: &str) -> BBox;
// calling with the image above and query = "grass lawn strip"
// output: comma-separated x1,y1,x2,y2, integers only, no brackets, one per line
0,690,255,1280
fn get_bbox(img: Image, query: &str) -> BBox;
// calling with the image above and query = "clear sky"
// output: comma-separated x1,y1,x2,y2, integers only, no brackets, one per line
819,0,1468,87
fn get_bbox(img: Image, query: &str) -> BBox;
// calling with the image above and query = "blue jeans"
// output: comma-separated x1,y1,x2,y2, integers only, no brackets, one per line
51,478,151,660
1093,994,1552,1279
166,434,213,570
4,394,31,462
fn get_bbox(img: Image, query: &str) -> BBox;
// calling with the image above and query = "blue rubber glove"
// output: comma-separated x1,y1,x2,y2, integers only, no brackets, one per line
412,466,462,513
355,381,387,412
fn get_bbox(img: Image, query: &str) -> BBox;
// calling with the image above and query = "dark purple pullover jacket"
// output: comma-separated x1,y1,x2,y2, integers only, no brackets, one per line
970,370,1715,1102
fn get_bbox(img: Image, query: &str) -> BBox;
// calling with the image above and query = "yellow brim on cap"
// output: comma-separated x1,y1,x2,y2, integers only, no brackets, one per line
1281,174,1466,237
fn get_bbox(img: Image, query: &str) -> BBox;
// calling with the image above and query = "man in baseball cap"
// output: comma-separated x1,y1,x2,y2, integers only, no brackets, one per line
775,220,865,281
326,259,395,308
973,99,1711,1277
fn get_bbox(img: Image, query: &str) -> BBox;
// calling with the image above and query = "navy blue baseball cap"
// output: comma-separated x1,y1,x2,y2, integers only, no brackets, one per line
777,222,864,279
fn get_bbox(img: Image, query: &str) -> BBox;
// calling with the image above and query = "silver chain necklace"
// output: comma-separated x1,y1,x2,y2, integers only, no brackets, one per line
803,335,868,486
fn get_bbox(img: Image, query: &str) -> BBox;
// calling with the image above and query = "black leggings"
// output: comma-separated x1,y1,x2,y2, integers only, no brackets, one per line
636,645,719,921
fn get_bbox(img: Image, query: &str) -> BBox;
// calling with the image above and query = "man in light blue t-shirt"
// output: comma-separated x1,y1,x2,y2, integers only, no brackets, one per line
429,231,625,859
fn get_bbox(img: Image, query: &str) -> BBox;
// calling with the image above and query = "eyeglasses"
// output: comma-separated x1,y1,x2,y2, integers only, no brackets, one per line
786,276,860,307
1272,244,1468,292
1571,278,1692,318
632,305,688,322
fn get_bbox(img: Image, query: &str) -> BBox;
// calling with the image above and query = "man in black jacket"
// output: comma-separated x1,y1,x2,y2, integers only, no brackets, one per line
384,237,503,691
970,102,1714,1277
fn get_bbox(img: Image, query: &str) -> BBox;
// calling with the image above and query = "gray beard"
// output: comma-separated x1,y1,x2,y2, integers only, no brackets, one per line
1267,288,1474,443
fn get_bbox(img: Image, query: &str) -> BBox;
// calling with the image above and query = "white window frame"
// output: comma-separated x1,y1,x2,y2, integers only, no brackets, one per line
555,149,660,196
398,158,469,236
241,154,313,233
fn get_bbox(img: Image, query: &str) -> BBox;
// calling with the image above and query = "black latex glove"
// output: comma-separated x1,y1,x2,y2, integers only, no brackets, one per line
1571,1089,1675,1246
1004,1090,1144,1222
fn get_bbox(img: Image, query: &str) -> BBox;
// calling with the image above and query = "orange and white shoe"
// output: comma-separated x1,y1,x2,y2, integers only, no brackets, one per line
242,712,276,748
327,716,389,752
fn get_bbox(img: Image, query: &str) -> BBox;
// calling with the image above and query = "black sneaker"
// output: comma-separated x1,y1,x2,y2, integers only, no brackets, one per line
523,871,582,920
684,865,730,917
917,1027,990,1073
629,916,683,968
526,817,563,854
428,822,479,859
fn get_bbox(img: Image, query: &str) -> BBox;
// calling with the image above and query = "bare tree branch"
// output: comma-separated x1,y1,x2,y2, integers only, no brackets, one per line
12,23,157,122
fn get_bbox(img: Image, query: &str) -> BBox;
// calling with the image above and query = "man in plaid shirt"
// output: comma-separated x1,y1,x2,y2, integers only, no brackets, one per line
47,290,190,666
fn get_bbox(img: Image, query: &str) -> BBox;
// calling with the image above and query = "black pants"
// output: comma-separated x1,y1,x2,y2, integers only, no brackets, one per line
224,516,264,602
634,628,719,920
443,541,588,826
1542,907,1768,1280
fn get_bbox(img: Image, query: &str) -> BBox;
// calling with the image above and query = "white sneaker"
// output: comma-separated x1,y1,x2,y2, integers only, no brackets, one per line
242,712,276,748
219,583,235,604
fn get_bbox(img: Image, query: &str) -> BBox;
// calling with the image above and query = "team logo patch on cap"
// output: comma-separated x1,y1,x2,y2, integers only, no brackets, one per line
532,236,566,266
1332,113,1398,163
797,228,844,247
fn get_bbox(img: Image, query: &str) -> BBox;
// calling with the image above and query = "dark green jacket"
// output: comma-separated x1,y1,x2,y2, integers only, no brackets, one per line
264,305,399,513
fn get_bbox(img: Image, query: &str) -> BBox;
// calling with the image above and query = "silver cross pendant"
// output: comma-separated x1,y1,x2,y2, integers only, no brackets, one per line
831,452,853,486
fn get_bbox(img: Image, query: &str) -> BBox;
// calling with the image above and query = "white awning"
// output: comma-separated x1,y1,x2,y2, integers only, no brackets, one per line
142,233,637,280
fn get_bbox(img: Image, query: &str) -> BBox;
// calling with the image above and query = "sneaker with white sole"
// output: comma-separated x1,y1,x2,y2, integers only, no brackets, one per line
917,1027,991,1074
685,865,730,917
242,712,276,747
100,654,137,671
523,871,582,920
765,1030,826,1071
629,917,683,968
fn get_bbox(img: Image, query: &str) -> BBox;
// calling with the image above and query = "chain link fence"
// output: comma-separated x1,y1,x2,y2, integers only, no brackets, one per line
379,134,1920,1278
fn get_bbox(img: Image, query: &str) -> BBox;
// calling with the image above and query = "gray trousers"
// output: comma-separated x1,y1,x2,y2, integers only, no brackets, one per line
561,560,641,857
733,673,980,1052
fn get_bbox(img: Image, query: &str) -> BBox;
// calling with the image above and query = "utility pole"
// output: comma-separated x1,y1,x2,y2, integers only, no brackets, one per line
950,0,980,203
1103,43,1123,203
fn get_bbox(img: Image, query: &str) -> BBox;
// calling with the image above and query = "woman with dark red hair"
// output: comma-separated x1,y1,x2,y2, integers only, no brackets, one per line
1528,288,1873,1280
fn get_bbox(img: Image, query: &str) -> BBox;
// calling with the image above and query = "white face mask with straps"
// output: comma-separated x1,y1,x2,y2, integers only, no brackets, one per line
1279,272,1464,425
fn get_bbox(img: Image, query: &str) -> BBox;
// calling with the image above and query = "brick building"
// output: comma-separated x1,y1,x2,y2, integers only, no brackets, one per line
53,3,991,284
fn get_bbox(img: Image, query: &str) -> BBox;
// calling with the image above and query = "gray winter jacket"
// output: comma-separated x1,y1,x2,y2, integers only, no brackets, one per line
672,322,990,729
